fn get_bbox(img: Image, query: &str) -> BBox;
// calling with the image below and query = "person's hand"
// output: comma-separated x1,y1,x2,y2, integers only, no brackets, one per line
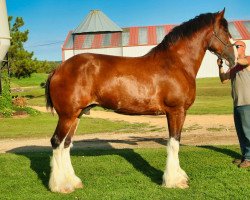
217,58,223,67
237,58,249,66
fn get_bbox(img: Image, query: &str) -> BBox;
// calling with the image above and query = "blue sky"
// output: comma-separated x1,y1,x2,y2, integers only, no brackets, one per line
6,0,250,61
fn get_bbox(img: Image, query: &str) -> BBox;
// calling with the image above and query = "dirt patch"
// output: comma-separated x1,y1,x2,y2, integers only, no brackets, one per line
0,106,238,153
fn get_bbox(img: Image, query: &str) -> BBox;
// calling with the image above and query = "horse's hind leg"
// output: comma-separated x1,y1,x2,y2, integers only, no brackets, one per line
49,116,83,193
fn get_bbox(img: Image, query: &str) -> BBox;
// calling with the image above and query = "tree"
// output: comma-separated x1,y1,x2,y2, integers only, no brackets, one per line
7,16,36,78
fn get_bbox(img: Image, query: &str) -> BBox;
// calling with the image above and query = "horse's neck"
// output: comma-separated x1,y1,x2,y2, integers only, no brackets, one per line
166,28,211,79
182,39,207,77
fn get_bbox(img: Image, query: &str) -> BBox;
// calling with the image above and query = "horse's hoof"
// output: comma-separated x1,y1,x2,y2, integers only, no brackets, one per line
50,183,75,194
162,178,189,189
60,185,75,194
75,181,83,189
177,180,189,189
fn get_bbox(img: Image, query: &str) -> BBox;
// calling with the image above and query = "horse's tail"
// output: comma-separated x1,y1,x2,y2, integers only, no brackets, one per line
45,70,55,113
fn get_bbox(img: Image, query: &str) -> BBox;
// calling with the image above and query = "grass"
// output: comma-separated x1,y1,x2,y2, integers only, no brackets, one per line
1,146,250,199
188,77,232,114
0,113,163,139
10,73,48,88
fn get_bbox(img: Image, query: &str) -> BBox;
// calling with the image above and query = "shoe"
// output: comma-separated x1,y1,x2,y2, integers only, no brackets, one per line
232,158,244,165
238,160,250,168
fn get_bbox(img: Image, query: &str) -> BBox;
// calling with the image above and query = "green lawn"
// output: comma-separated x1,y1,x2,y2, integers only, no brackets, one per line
1,146,249,199
188,77,233,114
10,73,48,88
0,113,163,139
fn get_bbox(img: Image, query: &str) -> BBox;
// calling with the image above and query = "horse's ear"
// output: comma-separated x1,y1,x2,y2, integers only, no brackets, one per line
217,8,225,19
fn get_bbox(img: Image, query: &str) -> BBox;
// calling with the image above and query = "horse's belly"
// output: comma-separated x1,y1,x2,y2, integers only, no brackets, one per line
98,95,165,115
95,75,165,115
114,107,165,115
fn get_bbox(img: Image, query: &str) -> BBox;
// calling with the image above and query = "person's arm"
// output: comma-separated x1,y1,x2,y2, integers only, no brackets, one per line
217,58,230,84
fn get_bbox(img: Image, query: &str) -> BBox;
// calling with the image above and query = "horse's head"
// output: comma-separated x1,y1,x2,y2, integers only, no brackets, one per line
208,9,236,67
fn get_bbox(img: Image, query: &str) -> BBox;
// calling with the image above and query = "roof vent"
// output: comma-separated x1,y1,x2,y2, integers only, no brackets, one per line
73,10,122,34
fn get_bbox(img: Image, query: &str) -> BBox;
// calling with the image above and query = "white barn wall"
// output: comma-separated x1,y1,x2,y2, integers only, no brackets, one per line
243,40,250,55
122,45,155,57
63,47,122,60
197,51,219,78
63,39,250,78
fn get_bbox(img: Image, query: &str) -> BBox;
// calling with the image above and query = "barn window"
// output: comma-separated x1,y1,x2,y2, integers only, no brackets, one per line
122,29,130,46
156,26,165,44
102,33,111,47
82,34,94,48
138,27,148,45
243,21,250,33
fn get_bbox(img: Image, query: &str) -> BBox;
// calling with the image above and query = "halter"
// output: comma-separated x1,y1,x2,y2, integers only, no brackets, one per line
208,27,235,64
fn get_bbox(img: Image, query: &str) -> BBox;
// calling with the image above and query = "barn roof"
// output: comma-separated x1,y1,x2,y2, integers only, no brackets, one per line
73,10,122,34
63,20,250,50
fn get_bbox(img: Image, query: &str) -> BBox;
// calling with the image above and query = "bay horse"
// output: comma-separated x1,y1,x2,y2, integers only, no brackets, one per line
45,9,235,193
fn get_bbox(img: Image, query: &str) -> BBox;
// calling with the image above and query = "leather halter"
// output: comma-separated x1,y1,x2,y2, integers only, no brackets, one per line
208,28,234,64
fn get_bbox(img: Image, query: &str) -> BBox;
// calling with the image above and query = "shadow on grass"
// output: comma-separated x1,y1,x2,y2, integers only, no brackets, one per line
7,136,165,190
72,149,163,185
198,145,241,159
25,94,44,99
6,148,51,191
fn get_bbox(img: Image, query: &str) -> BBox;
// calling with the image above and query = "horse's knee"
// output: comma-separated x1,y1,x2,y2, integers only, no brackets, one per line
51,134,61,149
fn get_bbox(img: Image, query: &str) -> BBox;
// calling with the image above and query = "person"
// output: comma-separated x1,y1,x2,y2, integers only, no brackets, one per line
217,40,250,168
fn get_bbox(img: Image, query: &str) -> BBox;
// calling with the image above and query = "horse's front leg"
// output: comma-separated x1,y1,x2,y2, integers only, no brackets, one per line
49,117,83,193
162,109,189,189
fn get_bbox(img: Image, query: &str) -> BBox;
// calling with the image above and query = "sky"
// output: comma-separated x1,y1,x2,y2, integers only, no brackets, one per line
6,0,250,61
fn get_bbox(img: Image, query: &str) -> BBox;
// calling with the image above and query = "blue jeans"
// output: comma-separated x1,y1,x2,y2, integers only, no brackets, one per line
234,105,250,160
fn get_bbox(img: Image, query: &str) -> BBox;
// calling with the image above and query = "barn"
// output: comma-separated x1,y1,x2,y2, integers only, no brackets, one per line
62,10,250,78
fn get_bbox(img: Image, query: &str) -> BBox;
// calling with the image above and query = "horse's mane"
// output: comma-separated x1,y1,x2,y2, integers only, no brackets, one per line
148,12,228,54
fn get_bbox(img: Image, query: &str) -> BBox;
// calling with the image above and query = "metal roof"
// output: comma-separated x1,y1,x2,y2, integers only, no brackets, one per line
73,10,122,34
63,20,250,50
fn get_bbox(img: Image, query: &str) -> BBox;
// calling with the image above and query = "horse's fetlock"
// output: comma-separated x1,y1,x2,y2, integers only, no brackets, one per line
64,137,72,148
51,135,61,149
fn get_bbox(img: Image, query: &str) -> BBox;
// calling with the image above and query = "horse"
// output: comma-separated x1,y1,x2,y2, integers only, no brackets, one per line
45,9,235,193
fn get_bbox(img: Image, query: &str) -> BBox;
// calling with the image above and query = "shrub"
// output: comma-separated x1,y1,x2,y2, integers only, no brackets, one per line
12,97,27,107
0,73,13,117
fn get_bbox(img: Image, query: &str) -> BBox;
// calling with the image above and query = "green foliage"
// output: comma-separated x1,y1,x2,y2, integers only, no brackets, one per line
7,17,36,78
0,72,42,118
6,17,60,79
13,106,40,116
0,73,12,117
35,60,60,74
